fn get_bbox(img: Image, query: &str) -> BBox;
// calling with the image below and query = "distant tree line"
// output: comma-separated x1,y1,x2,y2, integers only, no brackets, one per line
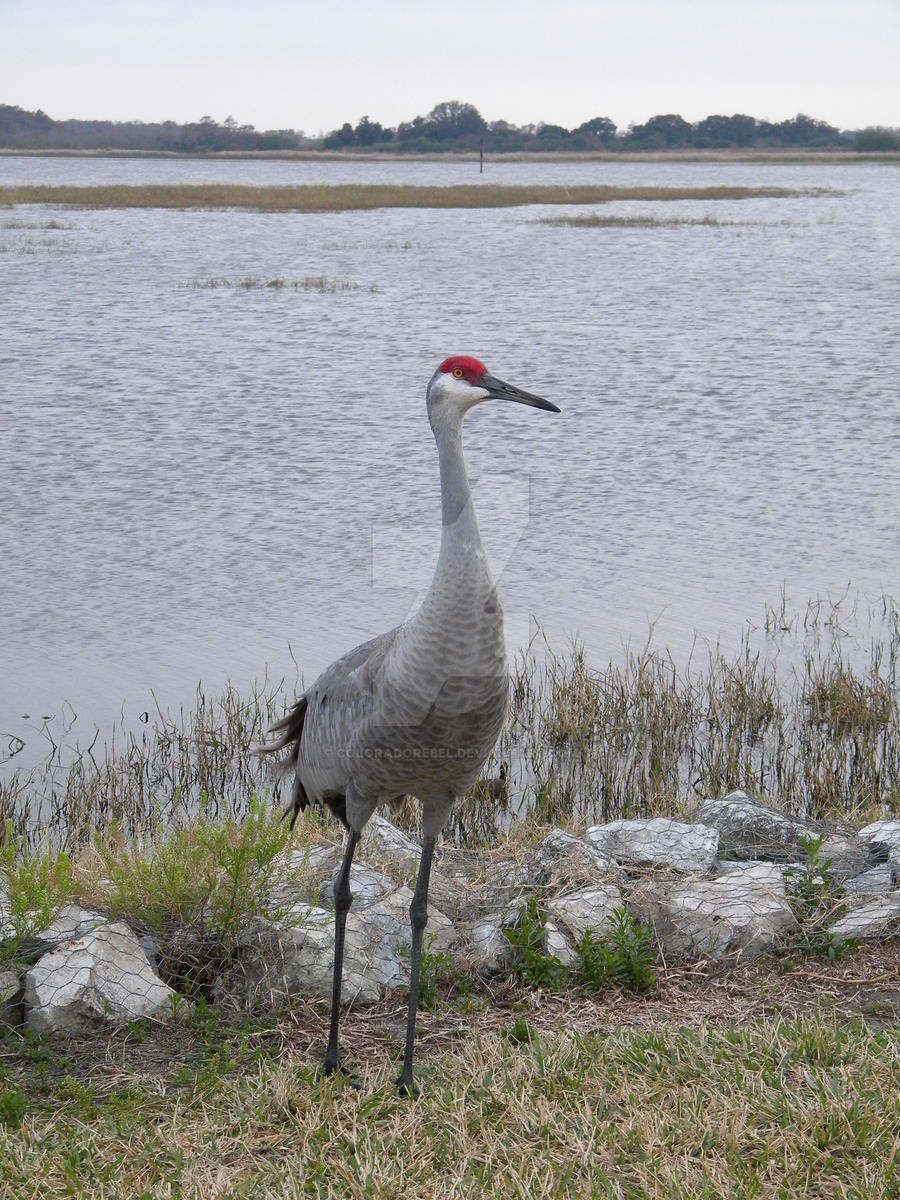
321,102,897,152
2,101,898,154
0,107,315,152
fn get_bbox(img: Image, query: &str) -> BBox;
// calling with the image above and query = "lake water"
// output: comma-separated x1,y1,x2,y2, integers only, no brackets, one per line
1,154,898,769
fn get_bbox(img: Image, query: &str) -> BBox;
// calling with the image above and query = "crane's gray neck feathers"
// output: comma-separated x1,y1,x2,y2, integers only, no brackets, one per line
417,402,499,649
433,408,478,534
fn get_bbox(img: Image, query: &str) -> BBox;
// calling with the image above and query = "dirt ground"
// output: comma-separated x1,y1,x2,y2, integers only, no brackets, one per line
5,942,900,1092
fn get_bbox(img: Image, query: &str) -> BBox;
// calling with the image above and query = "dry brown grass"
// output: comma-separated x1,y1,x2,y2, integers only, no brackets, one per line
3,946,900,1198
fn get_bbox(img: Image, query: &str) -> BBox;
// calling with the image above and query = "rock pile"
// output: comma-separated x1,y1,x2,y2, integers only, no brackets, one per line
2,791,898,1035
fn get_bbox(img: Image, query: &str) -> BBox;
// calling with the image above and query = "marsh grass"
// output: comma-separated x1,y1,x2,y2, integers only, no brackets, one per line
185,275,376,292
1,681,285,852
461,592,899,842
2,595,897,854
538,213,786,228
0,183,815,212
2,1006,900,1198
0,218,72,230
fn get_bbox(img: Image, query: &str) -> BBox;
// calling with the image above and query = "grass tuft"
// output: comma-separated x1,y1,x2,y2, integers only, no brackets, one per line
184,274,377,292
78,797,310,1000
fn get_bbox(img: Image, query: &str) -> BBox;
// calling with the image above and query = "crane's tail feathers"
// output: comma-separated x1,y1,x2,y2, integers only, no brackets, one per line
282,772,311,830
251,696,308,757
250,696,311,829
249,727,294,756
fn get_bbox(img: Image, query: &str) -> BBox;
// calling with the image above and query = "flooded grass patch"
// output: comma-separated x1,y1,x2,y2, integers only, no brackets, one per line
0,237,78,256
0,182,816,212
1,218,72,230
537,213,797,228
1,681,283,852
471,592,899,843
183,274,377,292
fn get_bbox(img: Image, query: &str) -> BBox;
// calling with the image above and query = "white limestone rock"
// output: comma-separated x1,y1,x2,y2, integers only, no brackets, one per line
220,887,453,1010
632,865,798,961
343,886,454,992
828,895,900,945
857,822,900,875
430,856,527,923
286,842,343,878
530,829,611,889
544,918,577,968
0,966,22,1027
857,820,900,851
26,904,107,950
457,919,509,973
713,862,787,888
320,863,396,909
697,791,869,877
544,884,625,944
219,904,351,1009
360,815,423,875
843,865,896,899
587,818,719,874
24,921,176,1034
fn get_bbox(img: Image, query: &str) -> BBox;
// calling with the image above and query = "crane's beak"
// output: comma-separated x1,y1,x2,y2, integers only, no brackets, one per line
482,373,561,413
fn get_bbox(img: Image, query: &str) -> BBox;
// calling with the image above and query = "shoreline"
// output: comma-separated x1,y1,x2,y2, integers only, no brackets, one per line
2,146,900,165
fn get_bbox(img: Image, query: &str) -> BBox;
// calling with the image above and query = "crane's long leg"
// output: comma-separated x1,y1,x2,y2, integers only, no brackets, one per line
322,827,360,1077
397,834,436,1095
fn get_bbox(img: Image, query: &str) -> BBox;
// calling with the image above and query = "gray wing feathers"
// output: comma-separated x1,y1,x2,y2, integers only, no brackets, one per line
256,626,401,824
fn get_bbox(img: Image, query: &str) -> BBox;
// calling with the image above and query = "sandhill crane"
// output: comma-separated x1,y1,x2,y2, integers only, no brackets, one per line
258,355,559,1093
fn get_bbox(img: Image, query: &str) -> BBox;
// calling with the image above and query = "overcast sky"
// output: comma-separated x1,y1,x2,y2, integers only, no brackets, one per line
2,0,897,134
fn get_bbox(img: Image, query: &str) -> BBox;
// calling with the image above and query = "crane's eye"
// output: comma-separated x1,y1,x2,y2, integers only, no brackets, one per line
452,367,465,378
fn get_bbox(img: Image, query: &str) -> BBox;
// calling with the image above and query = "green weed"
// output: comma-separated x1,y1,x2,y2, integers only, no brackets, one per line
87,797,303,999
503,897,568,990
0,823,75,963
412,939,474,1012
575,908,657,993
0,1087,27,1128
785,835,852,959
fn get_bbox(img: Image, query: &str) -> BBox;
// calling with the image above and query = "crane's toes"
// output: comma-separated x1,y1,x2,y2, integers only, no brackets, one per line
395,1073,419,1098
320,1060,360,1089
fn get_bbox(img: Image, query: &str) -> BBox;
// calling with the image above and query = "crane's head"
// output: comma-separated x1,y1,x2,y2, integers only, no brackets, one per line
426,355,560,427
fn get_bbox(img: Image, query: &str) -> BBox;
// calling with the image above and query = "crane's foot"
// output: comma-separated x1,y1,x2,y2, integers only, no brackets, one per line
395,1071,419,1098
320,1060,360,1088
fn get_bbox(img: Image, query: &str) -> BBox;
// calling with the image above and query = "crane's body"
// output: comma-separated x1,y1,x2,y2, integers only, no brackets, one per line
258,355,559,1092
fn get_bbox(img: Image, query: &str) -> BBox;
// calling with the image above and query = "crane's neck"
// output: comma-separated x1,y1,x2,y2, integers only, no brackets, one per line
405,402,506,676
433,408,482,547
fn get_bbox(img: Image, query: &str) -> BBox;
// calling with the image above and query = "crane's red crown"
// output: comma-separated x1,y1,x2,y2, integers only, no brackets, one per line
440,355,487,382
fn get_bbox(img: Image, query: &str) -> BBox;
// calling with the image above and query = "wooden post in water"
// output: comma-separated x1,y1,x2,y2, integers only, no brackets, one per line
479,137,484,174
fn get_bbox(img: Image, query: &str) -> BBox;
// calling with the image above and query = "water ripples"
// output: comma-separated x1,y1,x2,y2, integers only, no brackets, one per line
1,156,898,754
